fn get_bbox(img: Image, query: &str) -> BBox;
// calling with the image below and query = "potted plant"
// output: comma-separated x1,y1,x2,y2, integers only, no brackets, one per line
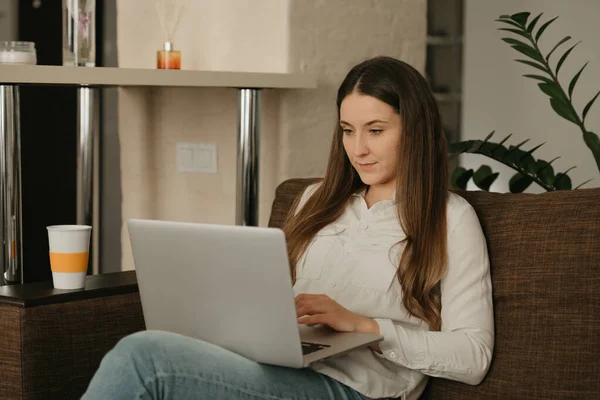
449,12,599,192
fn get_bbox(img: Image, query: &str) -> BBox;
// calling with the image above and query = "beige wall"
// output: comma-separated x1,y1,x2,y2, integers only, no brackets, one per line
117,0,426,270
117,0,290,73
279,0,427,181
462,0,600,192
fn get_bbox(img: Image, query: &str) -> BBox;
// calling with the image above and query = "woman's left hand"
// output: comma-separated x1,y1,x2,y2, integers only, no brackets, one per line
295,293,379,335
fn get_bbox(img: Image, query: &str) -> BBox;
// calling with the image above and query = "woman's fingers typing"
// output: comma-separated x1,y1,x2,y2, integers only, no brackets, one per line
297,313,329,326
295,294,335,317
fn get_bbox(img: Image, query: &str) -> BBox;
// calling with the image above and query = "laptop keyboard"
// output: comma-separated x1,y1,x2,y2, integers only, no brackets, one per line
301,341,331,355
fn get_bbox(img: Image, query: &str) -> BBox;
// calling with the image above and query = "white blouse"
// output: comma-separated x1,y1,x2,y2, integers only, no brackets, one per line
292,184,494,400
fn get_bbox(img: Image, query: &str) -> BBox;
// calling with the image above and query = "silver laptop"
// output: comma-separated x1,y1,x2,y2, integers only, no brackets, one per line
128,219,383,368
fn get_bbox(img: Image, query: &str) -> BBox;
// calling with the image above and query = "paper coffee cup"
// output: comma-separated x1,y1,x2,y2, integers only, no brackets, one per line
47,225,91,289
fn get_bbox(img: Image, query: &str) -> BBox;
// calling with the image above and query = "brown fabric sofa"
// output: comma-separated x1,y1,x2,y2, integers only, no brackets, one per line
269,178,600,399
1,178,598,399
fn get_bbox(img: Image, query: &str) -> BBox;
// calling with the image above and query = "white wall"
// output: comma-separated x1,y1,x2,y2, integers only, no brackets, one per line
279,0,427,181
462,0,600,192
117,0,290,73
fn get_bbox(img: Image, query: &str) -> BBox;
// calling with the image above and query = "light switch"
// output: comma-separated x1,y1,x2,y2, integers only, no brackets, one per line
195,148,213,169
179,147,194,170
177,142,217,173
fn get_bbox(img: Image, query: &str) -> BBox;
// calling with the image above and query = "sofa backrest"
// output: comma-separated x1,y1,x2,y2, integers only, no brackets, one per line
269,178,600,400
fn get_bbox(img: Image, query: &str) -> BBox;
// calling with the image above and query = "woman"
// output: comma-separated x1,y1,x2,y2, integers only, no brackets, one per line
83,56,493,400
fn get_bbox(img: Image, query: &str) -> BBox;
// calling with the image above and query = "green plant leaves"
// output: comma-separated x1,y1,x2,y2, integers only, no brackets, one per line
501,34,546,64
583,90,600,122
546,36,571,61
510,12,531,26
568,62,588,99
583,131,600,172
519,153,537,174
504,144,539,174
556,41,581,75
525,142,545,157
538,82,565,101
574,179,594,189
515,59,549,74
524,74,553,84
536,159,557,185
448,141,474,154
496,133,513,147
511,43,546,63
482,130,496,143
450,167,474,190
473,166,500,191
502,37,527,46
450,165,499,191
535,16,559,42
527,13,543,33
500,13,598,173
497,18,524,29
504,139,529,161
553,172,573,190
481,141,507,159
550,98,579,124
499,28,531,39
489,12,600,181
509,173,533,193
448,135,583,192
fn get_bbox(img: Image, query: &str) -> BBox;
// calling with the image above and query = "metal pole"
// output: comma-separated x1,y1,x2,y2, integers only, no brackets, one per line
236,89,261,226
0,85,23,285
76,87,98,274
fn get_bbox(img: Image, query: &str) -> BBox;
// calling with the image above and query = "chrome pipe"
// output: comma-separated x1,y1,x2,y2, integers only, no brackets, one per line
76,87,98,274
0,85,23,285
236,89,261,227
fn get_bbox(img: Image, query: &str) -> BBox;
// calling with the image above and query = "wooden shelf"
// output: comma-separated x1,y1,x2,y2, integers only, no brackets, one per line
0,65,318,89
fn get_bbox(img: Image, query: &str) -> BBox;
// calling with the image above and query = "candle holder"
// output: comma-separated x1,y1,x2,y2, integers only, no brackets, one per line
0,42,37,65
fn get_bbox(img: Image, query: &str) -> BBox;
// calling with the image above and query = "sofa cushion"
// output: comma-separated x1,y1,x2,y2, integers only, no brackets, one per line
270,179,600,400
424,188,600,400
268,178,321,229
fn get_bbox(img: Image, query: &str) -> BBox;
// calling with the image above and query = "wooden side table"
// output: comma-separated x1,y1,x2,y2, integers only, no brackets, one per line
0,271,144,399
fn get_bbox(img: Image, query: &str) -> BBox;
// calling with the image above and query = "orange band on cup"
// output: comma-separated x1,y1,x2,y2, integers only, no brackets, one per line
49,252,89,273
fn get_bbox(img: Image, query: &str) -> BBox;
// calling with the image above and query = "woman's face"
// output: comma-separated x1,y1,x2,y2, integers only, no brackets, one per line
340,91,402,192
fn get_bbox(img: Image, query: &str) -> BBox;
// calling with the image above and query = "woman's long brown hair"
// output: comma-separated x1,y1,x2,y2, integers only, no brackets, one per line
283,56,448,331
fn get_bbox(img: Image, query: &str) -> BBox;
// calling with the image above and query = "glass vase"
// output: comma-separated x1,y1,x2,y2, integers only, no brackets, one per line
62,0,96,66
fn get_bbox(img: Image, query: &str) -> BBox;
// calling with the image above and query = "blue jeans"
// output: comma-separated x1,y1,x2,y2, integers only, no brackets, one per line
82,330,368,400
